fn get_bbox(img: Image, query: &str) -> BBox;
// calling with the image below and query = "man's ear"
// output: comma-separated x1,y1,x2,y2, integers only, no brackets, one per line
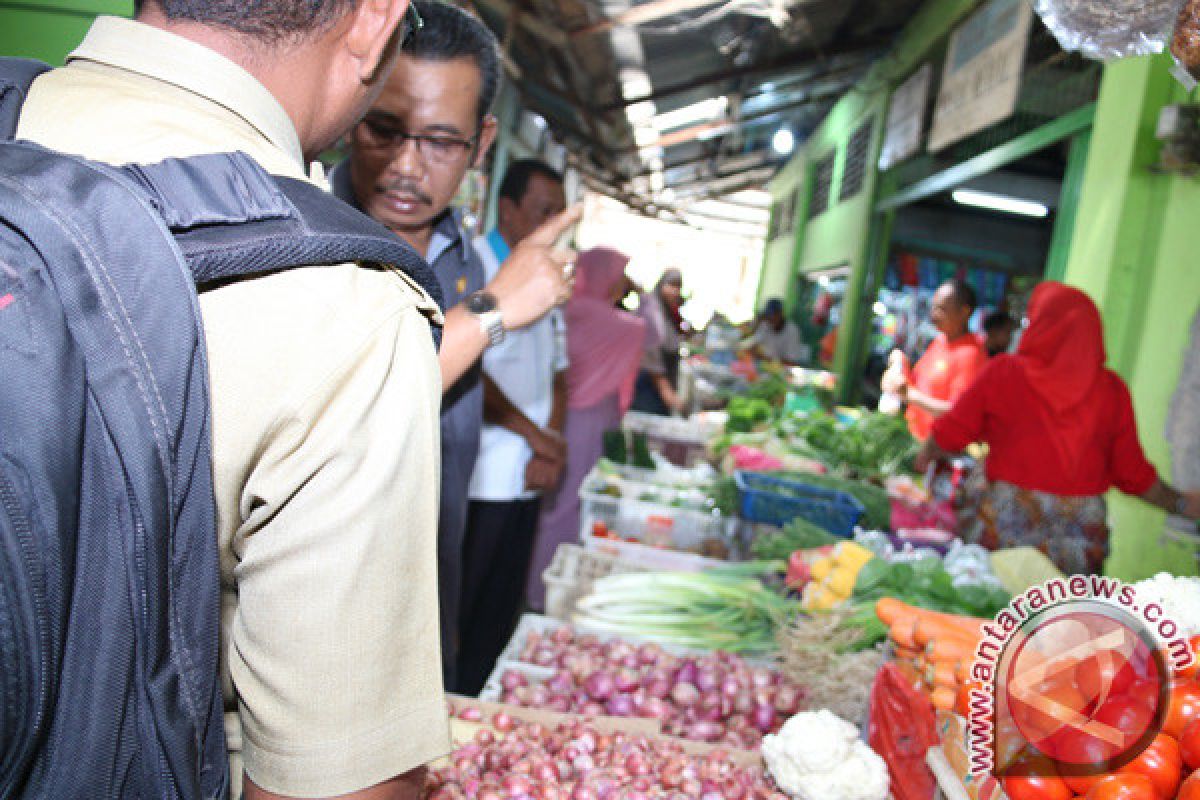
473,114,499,170
345,0,408,84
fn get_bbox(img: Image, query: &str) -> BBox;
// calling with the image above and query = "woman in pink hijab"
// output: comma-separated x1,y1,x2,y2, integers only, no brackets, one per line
528,247,647,609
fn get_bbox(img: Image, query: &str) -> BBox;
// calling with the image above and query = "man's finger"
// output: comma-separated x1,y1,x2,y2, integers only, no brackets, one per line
525,205,583,247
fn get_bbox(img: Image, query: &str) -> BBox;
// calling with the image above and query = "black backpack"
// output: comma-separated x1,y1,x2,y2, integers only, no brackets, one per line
0,58,442,798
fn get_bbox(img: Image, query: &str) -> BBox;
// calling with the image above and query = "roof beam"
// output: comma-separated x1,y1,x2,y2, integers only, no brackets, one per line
570,0,724,37
595,39,884,112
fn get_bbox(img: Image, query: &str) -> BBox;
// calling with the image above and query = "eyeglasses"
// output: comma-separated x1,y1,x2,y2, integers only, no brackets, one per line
400,3,423,46
359,115,478,164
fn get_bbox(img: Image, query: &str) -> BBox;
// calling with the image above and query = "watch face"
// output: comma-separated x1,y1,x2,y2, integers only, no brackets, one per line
467,291,496,314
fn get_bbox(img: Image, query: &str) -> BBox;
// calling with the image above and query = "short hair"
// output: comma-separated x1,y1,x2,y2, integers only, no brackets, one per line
763,298,784,316
943,278,978,313
983,310,1015,333
498,159,564,205
403,0,501,123
134,0,356,43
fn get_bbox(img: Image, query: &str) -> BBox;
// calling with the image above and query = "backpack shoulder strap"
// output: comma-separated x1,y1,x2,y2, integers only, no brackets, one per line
122,152,445,341
0,58,52,141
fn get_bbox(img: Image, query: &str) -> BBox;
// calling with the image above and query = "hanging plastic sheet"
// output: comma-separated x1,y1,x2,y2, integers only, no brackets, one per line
1031,0,1184,61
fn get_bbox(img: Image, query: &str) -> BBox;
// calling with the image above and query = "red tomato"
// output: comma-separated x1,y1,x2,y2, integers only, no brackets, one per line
1174,635,1200,681
1055,733,1114,795
1002,774,1072,800
1085,773,1157,800
1093,696,1156,745
1076,655,1137,706
1119,739,1182,799
1182,718,1200,770
1166,683,1200,739
1179,770,1200,800
1122,677,1163,712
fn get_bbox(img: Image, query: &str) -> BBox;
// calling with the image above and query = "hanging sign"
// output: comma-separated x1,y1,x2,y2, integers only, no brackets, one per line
928,0,1035,152
880,64,933,170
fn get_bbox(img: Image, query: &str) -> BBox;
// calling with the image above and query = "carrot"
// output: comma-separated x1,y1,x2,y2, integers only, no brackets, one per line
931,686,956,712
894,645,921,662
889,617,919,649
927,637,979,663
875,598,987,634
930,662,960,690
875,597,910,626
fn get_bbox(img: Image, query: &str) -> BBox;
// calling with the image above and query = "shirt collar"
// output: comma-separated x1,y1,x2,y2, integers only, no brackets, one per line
69,16,305,169
427,208,471,263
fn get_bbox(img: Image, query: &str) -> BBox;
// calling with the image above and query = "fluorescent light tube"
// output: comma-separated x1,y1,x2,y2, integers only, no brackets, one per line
952,189,1049,218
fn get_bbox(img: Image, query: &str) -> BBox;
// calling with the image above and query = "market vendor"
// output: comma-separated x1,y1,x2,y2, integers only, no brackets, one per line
746,297,808,365
882,279,988,440
915,282,1200,575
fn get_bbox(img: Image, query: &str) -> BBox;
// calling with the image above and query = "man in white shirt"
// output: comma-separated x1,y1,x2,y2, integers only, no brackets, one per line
459,159,569,693
748,296,809,365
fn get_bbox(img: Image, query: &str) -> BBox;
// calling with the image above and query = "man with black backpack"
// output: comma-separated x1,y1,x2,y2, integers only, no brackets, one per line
7,2,462,798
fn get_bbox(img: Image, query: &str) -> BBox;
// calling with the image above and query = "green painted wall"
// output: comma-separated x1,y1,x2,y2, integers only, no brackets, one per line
763,0,985,395
1062,54,1200,581
759,155,809,310
0,1,132,64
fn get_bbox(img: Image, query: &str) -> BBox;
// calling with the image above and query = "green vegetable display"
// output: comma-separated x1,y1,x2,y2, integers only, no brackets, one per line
630,432,655,469
775,471,891,531
725,396,775,434
574,571,798,653
750,517,839,561
602,429,627,464
851,556,1010,619
779,411,917,481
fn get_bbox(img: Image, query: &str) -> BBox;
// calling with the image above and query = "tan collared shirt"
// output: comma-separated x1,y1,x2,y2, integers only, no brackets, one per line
18,16,450,797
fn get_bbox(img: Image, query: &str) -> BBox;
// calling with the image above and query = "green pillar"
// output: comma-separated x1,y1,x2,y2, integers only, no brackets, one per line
1044,130,1091,282
1064,55,1200,580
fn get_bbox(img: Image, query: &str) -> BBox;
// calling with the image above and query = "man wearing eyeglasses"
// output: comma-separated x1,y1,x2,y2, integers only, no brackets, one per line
18,1,447,799
332,0,577,694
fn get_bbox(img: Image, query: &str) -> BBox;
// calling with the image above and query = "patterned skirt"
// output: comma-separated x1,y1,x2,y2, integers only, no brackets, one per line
961,480,1110,576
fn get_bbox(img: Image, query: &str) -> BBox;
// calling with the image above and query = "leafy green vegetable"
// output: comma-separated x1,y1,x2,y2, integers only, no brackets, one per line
779,411,918,481
851,556,1010,619
603,430,627,464
630,432,655,469
709,476,741,517
750,516,839,561
774,471,891,531
725,396,776,433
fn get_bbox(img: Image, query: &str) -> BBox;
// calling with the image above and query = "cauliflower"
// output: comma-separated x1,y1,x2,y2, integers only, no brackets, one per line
761,710,890,800
1135,573,1200,638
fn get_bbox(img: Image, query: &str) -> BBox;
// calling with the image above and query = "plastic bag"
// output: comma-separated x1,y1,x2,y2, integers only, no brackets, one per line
867,663,940,800
1033,0,1185,61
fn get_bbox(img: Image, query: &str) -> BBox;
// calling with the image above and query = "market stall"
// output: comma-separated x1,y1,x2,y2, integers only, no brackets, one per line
430,359,1200,800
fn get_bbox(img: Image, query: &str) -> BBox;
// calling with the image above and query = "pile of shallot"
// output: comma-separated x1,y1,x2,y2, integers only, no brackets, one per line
496,626,804,750
426,709,788,800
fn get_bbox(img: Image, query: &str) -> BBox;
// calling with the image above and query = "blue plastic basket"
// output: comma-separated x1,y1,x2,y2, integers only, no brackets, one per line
734,471,864,537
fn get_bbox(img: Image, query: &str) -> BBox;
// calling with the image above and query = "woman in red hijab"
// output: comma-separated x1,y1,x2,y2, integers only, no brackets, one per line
528,247,647,609
916,282,1200,574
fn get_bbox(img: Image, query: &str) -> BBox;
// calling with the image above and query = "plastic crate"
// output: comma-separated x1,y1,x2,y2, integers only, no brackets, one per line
579,467,739,559
621,411,718,467
734,470,864,537
541,544,648,621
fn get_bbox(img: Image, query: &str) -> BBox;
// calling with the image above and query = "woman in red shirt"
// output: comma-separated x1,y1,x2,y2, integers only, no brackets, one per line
916,282,1200,574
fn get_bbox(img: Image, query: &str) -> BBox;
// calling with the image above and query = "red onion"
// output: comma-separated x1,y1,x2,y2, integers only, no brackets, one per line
670,682,699,708
695,667,719,693
750,703,777,733
583,671,615,701
614,668,639,693
674,659,698,686
605,694,635,717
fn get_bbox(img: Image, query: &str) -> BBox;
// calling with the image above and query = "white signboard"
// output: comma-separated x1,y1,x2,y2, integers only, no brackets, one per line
928,0,1034,153
880,64,933,170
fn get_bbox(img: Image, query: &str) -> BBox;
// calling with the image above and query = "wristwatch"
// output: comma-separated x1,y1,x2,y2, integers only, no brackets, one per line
466,290,505,346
